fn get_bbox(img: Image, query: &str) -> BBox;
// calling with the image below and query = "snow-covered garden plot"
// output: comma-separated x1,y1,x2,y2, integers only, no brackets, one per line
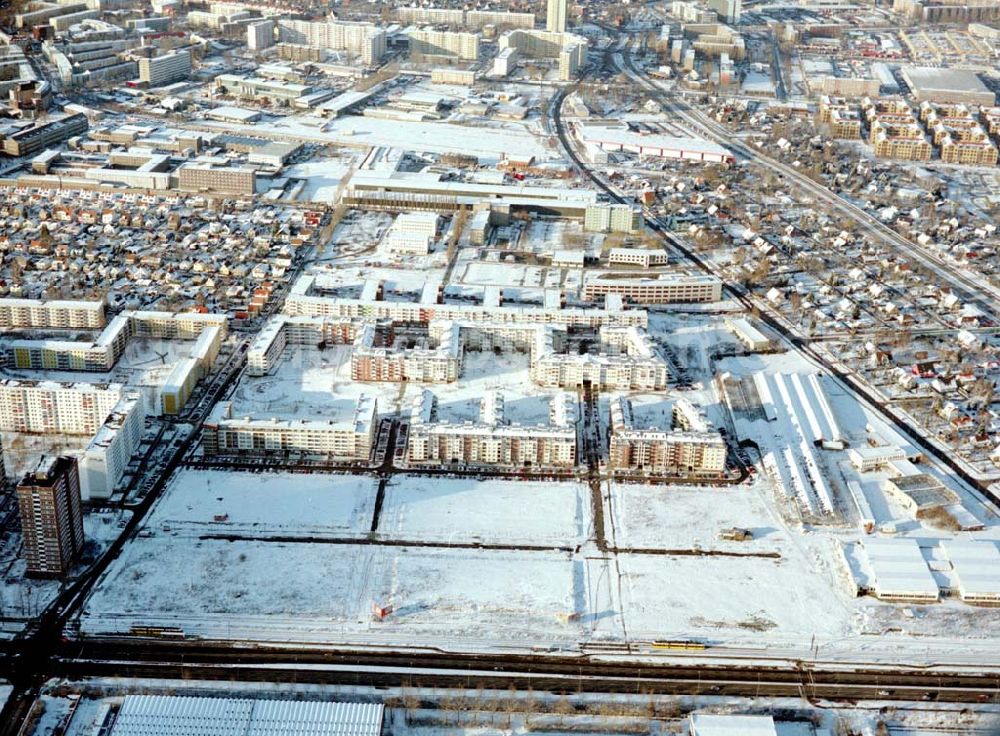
83,537,371,621
231,346,403,420
608,483,783,553
148,469,377,539
616,549,855,644
81,537,587,644
378,475,589,546
366,546,584,641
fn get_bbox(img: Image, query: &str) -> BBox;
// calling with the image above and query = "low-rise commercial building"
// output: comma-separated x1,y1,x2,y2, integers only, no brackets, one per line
0,113,88,157
608,248,669,268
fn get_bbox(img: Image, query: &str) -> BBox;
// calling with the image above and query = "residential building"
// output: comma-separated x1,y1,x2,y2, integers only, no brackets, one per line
583,273,723,304
17,455,85,578
547,0,567,33
276,19,386,65
498,29,586,81
137,49,192,87
202,396,378,461
707,0,741,24
409,29,480,61
285,275,647,329
247,19,274,50
608,395,727,477
406,390,578,469
0,297,105,330
79,393,145,501
584,203,644,233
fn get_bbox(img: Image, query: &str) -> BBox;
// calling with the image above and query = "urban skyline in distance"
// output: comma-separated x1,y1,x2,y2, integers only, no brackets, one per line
2,0,1000,734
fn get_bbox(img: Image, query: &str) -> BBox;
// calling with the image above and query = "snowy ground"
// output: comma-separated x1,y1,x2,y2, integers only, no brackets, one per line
0,508,129,636
401,351,556,426
379,475,588,546
200,113,554,164
149,468,377,539
230,345,403,420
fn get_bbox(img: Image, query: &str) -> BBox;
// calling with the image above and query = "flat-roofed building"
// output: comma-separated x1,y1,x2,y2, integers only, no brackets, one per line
79,392,145,501
137,49,192,87
285,274,646,328
17,455,84,578
406,389,578,469
409,29,480,60
247,19,274,50
276,19,386,65
0,113,89,157
0,297,105,330
203,395,378,461
608,247,668,268
178,164,256,195
608,395,727,477
860,537,939,603
942,540,1000,606
690,714,777,736
583,273,723,304
109,696,384,736
901,66,996,107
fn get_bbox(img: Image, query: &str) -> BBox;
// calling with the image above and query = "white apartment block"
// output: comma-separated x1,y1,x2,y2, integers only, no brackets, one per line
499,29,586,81
584,203,644,234
466,9,534,28
397,7,534,28
608,395,727,476
137,49,192,86
530,325,669,391
608,248,669,268
409,29,480,61
203,396,377,461
398,6,464,24
247,19,274,50
276,19,386,65
0,297,105,330
352,323,461,383
79,392,145,500
284,275,647,329
0,379,124,436
246,315,357,376
583,273,723,304
381,211,439,255
406,390,578,469
4,310,226,416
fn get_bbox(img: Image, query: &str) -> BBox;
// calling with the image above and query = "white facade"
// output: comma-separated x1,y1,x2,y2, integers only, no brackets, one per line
79,392,145,501
247,19,274,50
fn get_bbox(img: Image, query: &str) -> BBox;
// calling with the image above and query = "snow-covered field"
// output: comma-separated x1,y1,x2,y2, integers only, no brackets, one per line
150,469,377,538
231,345,403,420
201,114,553,164
379,475,588,546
